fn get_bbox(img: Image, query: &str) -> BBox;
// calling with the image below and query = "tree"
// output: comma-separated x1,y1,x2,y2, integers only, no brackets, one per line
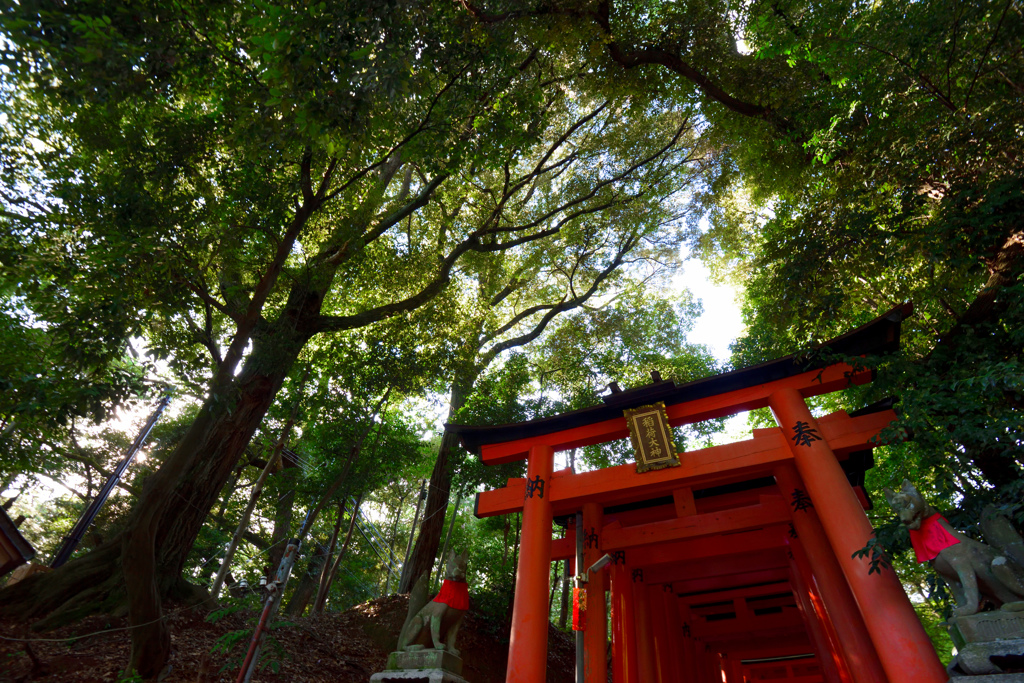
0,2,662,675
707,0,1024,488
398,82,705,590
681,0,1023,616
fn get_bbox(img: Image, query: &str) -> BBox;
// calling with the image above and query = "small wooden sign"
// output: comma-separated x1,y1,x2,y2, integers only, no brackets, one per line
624,402,679,473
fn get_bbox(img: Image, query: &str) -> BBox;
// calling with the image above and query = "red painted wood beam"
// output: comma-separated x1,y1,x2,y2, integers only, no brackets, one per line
553,524,788,565
602,496,789,551
714,634,814,659
647,548,789,586
474,409,895,518
693,609,804,639
552,533,575,562
669,567,791,595
621,525,789,568
479,364,872,464
678,580,792,607
691,596,798,619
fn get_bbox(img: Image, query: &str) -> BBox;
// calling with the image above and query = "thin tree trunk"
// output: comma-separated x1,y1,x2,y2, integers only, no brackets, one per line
433,493,463,592
310,499,345,613
383,489,410,596
399,379,473,592
401,480,426,571
268,484,296,578
285,544,327,617
210,452,280,601
505,512,521,630
558,559,570,629
549,559,558,618
216,468,241,520
312,494,363,615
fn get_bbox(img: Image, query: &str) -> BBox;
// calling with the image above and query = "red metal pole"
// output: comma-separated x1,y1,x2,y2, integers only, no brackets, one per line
769,387,945,683
775,463,888,683
506,443,554,683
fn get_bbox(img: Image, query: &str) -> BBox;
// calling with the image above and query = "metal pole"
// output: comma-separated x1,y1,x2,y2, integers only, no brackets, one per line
575,510,584,683
238,538,300,683
51,391,172,568
238,503,317,683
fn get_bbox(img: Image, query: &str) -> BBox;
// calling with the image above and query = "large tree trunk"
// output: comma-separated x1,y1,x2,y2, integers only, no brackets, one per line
122,334,310,676
398,379,473,593
0,284,325,678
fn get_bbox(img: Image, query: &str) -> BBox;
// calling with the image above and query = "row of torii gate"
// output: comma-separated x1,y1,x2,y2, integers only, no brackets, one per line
450,305,948,683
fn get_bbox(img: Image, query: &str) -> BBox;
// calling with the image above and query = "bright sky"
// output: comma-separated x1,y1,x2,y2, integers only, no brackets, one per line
673,258,744,363
673,255,751,444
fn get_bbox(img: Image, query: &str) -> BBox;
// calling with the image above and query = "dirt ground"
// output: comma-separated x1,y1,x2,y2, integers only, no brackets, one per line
0,595,576,683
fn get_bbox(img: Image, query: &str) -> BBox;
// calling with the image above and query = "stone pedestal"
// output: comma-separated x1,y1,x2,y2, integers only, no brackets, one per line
369,670,469,683
948,611,1024,677
369,649,469,683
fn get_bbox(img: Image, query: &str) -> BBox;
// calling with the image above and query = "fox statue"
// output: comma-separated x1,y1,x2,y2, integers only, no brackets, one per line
398,551,469,657
883,479,1024,616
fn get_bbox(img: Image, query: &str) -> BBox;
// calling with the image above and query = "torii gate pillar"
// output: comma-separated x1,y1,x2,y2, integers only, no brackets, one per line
610,559,639,683
632,576,657,681
506,443,554,683
583,502,607,683
775,463,887,683
769,387,946,683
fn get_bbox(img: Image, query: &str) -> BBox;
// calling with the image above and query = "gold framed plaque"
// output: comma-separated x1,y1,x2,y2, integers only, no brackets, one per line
624,401,679,473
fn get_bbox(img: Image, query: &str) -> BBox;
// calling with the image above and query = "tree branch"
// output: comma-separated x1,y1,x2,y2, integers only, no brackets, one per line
458,0,771,120
478,233,639,366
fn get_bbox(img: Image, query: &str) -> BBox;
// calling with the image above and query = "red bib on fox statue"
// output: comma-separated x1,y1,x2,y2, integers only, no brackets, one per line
433,579,470,611
909,512,961,563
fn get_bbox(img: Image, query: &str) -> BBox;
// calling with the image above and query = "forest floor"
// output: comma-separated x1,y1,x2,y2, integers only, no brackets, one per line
0,594,577,683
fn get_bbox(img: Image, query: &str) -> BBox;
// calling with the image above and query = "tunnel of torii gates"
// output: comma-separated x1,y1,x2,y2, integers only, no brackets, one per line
447,304,948,683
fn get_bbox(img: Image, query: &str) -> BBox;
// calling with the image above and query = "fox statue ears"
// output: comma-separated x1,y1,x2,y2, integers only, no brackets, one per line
882,486,897,508
882,479,920,508
448,550,468,564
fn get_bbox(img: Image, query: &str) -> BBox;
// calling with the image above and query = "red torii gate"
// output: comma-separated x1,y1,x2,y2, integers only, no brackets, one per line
449,305,947,683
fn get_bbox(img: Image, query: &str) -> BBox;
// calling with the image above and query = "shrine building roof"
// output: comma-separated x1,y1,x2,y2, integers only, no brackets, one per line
447,303,911,455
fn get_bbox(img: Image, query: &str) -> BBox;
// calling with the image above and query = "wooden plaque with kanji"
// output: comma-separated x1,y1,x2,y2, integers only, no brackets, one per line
624,401,679,473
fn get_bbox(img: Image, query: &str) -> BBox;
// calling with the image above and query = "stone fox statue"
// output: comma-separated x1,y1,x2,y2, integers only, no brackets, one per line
398,551,469,656
883,479,1024,616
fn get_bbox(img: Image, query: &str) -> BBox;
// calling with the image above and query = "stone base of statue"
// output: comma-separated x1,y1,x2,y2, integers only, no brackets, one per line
369,649,469,683
948,610,1024,677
